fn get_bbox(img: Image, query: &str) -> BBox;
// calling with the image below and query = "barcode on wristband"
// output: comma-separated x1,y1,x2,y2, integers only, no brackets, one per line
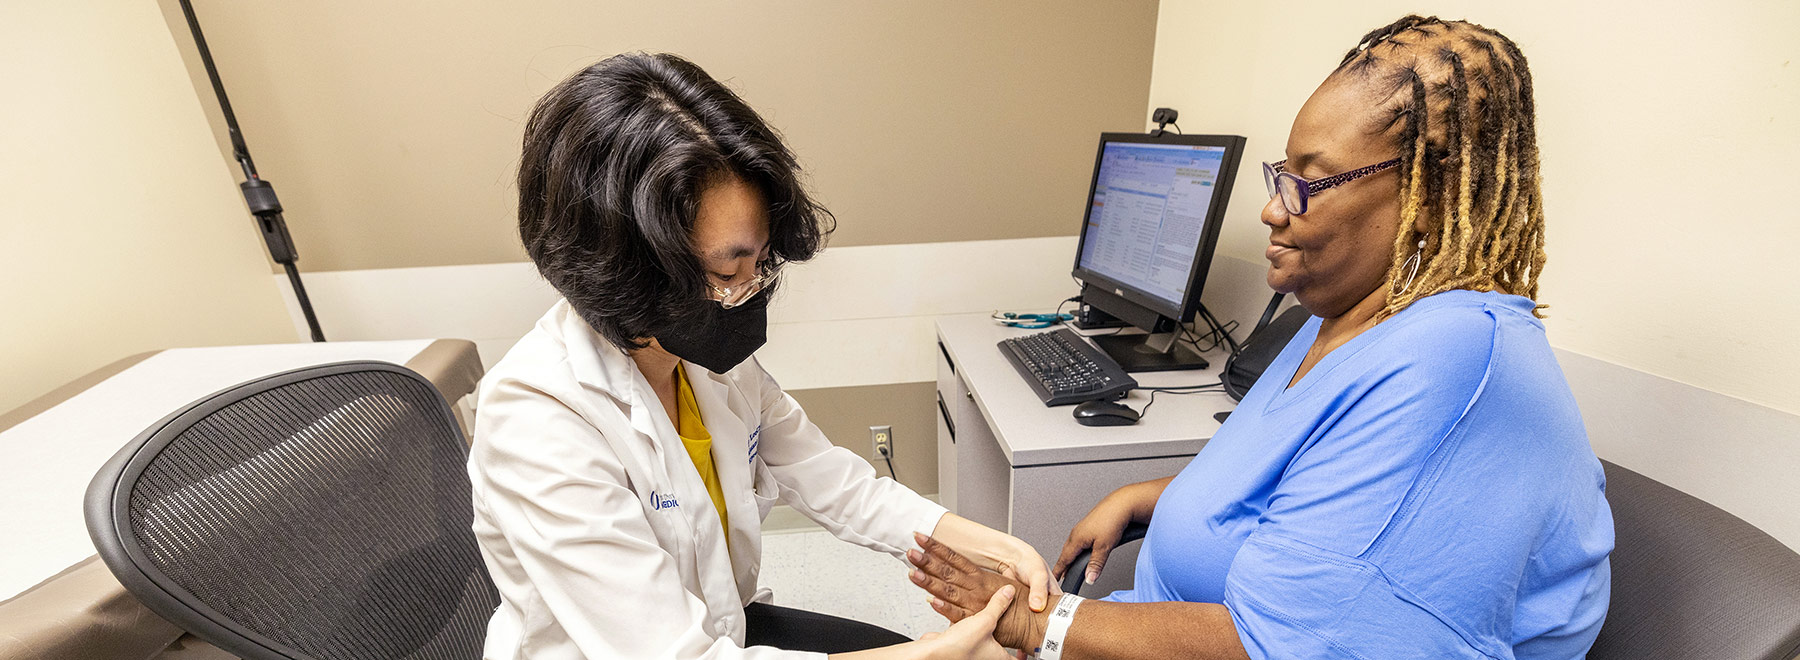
1037,593,1084,660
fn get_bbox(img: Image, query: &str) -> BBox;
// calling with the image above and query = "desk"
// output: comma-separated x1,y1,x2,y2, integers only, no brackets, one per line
933,314,1239,594
0,339,484,660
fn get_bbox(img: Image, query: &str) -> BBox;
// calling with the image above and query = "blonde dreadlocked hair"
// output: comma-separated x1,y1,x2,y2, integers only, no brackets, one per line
1337,16,1547,318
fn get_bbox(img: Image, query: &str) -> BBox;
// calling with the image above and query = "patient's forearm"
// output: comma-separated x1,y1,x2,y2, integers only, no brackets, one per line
1128,477,1177,522
1054,600,1249,660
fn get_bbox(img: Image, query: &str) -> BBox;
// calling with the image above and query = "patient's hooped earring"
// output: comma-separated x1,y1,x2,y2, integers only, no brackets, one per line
1399,237,1425,294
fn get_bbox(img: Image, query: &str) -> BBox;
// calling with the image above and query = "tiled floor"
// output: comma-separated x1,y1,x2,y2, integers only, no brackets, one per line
758,520,949,640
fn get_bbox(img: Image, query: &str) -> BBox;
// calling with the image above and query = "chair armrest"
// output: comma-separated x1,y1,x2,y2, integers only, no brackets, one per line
1059,522,1149,595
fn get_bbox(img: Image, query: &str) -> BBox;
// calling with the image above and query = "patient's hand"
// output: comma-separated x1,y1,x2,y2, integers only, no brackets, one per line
909,532,1045,653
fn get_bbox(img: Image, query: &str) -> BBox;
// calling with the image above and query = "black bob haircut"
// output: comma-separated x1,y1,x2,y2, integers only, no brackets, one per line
517,52,834,352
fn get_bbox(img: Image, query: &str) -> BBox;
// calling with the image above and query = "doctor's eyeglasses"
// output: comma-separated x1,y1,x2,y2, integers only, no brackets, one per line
705,264,778,309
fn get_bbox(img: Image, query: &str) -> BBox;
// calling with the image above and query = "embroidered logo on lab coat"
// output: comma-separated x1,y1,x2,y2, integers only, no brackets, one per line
651,491,679,510
748,424,762,464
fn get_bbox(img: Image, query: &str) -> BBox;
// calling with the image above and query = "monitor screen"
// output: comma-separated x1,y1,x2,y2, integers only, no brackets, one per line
1076,141,1228,310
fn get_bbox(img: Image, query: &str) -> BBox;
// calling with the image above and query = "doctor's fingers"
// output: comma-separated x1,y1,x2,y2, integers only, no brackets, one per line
926,578,1014,626
1001,558,1056,612
964,584,1015,631
925,585,1017,660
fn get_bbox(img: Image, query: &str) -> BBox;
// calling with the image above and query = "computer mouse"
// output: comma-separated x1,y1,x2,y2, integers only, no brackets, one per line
1072,399,1141,426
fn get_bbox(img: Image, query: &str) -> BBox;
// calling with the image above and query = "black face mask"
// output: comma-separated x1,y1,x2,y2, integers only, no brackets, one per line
655,290,771,374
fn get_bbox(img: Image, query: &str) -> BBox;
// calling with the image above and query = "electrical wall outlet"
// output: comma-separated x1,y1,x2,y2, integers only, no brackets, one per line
870,425,894,458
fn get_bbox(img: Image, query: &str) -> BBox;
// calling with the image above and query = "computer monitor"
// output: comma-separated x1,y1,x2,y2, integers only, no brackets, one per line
1071,132,1246,372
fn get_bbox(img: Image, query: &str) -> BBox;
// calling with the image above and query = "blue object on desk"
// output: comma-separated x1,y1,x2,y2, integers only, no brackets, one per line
993,312,1074,329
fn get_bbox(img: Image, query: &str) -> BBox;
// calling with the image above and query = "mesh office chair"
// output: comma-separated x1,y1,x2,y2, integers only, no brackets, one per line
85,361,500,660
1060,460,1800,660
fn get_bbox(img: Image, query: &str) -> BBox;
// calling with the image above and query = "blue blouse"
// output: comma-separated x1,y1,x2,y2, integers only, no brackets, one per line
1105,290,1612,660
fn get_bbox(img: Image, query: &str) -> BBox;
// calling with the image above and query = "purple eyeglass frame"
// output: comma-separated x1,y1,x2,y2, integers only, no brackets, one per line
1263,157,1402,215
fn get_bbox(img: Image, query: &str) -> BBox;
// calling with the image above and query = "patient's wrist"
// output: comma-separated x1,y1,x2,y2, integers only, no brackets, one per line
1031,593,1082,659
1024,600,1053,655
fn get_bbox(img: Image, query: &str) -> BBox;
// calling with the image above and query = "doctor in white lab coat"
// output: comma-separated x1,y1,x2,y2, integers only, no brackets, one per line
469,53,1050,660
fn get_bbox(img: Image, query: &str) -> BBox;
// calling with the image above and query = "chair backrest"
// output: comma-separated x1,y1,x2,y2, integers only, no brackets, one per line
1590,459,1800,660
86,361,499,660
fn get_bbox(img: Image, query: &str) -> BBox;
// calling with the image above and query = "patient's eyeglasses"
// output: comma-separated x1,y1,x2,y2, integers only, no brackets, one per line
1262,158,1402,215
705,263,779,309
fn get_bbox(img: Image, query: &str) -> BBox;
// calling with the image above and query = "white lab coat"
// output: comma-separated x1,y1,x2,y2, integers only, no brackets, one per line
469,300,948,660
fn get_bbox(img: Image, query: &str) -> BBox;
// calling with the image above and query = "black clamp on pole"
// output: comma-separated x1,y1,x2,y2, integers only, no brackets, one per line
179,0,325,342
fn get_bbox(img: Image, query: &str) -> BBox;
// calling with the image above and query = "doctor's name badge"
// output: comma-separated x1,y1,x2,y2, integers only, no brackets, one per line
651,491,679,510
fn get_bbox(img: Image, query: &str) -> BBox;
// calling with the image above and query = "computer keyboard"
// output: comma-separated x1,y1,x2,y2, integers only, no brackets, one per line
997,328,1138,406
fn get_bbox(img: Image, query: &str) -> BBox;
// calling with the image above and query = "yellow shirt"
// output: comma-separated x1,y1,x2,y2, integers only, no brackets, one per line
675,364,729,542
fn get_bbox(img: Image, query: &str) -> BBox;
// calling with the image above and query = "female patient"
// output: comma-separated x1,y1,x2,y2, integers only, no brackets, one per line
470,53,1046,660
911,16,1613,660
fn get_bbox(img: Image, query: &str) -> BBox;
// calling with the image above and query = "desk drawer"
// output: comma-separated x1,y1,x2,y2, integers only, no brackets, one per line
935,390,955,440
948,395,1009,533
934,339,964,431
935,393,957,512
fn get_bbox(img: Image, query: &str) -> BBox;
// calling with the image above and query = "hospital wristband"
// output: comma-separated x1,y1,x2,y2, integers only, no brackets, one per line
1034,593,1085,660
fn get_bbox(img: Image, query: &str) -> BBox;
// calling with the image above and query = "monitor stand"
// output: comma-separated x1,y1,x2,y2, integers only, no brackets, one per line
1091,331,1210,372
1072,301,1131,330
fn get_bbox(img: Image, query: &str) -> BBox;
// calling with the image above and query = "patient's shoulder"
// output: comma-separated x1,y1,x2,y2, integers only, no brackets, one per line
1358,294,1504,385
1386,290,1509,343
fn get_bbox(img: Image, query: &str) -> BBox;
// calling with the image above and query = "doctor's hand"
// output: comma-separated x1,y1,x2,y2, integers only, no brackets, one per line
911,584,1018,660
910,533,1046,653
926,514,1054,612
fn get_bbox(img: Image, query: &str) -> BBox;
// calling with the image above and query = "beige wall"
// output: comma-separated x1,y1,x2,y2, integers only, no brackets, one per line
790,383,940,495
0,1,297,415
170,0,1160,272
1148,0,1800,415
